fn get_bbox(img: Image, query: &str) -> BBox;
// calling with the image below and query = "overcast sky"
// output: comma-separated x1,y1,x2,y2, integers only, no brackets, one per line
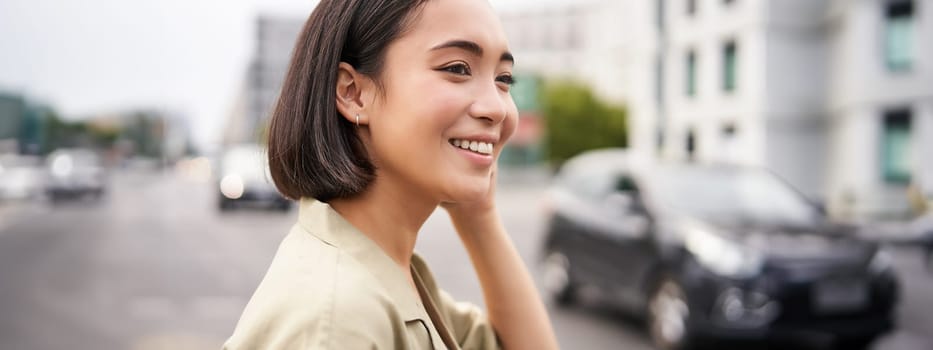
0,0,558,152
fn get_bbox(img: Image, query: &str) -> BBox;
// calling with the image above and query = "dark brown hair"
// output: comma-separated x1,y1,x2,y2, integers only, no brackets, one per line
267,0,428,201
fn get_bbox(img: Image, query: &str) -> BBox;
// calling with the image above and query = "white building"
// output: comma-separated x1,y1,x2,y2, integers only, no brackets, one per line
225,15,304,146
646,0,931,219
823,0,933,218
500,0,929,219
498,0,657,107
497,0,659,165
633,0,836,204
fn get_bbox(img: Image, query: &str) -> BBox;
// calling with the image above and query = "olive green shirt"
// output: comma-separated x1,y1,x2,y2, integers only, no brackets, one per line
223,199,501,350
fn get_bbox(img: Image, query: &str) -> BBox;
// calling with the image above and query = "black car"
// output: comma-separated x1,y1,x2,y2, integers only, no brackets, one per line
907,214,933,270
541,149,898,350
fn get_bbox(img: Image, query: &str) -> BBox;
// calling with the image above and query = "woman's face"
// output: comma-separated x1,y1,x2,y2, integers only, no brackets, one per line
364,0,518,203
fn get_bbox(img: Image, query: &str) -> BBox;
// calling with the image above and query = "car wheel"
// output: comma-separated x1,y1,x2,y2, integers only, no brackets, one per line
277,200,292,212
925,247,933,272
219,199,234,212
649,278,692,350
834,335,877,350
542,251,576,306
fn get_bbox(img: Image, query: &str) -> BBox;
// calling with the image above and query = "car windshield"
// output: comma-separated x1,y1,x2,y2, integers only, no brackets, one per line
50,150,100,167
222,146,268,181
652,165,819,226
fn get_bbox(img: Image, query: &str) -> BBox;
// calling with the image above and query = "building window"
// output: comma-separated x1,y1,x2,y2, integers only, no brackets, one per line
721,123,737,137
657,0,666,31
685,128,697,161
686,0,697,16
657,128,665,153
656,55,664,105
686,50,697,97
723,41,737,92
881,108,912,184
542,23,554,49
567,19,580,49
884,1,914,71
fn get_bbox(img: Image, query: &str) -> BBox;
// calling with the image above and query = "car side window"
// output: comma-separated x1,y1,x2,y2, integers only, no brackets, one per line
559,164,613,201
612,175,646,214
616,175,639,193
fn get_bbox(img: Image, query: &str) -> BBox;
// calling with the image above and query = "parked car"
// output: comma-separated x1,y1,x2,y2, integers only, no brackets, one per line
906,214,933,270
217,144,291,211
541,149,898,350
45,148,107,202
0,155,45,201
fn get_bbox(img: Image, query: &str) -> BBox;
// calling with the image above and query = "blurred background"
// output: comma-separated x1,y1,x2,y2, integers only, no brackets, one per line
0,0,931,349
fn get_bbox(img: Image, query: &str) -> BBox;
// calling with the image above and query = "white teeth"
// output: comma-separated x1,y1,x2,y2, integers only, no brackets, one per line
450,139,494,155
482,143,492,154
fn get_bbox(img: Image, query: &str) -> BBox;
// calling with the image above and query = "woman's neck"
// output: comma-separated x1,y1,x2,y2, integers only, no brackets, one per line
328,174,437,269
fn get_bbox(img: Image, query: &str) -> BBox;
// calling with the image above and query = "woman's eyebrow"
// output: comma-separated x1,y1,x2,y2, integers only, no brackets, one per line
431,39,515,64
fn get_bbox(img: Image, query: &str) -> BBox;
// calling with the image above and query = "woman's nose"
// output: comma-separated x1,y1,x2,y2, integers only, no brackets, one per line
469,81,508,124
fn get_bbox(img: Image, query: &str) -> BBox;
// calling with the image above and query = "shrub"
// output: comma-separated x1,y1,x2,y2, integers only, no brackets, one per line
540,81,628,167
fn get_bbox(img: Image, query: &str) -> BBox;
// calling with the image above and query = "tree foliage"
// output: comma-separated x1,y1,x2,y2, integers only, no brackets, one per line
540,81,628,166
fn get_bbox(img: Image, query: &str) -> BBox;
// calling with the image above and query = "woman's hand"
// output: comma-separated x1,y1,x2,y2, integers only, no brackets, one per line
440,166,499,231
440,165,561,350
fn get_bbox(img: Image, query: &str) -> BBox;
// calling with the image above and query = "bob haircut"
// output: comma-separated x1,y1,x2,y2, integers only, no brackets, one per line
267,0,429,202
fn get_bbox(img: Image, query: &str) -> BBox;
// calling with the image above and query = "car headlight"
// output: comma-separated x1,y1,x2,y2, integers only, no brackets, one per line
220,174,245,199
685,227,763,278
869,248,893,274
51,155,74,177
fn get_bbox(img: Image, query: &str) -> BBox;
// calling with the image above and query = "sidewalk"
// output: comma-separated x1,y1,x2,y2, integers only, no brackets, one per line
0,200,43,233
498,165,553,188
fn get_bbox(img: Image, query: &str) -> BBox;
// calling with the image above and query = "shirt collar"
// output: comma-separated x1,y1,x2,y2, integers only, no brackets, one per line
297,198,427,322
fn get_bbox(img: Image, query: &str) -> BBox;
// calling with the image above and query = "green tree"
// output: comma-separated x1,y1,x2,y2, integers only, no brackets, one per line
43,112,93,152
541,81,628,166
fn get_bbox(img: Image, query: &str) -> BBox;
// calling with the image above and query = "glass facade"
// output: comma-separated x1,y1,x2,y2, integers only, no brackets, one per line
882,109,912,184
686,50,697,97
723,41,737,92
884,1,914,71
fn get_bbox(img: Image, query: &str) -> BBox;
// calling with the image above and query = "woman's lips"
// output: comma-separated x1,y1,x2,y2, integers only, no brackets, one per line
449,140,494,167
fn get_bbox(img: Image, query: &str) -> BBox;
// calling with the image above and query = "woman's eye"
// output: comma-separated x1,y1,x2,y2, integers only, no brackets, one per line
441,63,471,76
496,74,515,86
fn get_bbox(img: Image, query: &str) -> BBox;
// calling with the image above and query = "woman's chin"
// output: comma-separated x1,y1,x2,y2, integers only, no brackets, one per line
441,178,491,204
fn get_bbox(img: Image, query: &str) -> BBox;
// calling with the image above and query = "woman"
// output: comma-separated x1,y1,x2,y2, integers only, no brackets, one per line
224,0,559,349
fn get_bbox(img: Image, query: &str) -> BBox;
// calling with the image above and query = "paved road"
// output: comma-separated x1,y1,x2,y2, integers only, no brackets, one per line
0,170,931,349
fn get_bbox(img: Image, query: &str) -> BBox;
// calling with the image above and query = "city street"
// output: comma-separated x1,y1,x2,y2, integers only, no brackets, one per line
0,169,932,350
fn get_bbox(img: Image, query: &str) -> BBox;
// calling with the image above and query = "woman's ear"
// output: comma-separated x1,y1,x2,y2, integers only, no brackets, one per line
335,62,373,126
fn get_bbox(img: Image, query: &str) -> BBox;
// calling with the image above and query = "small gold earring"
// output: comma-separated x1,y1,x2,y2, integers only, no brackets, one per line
355,114,360,126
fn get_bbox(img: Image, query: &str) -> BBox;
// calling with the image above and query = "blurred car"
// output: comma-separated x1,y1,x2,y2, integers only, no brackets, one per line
0,155,45,201
541,149,898,350
907,214,933,270
217,144,291,211
45,148,107,201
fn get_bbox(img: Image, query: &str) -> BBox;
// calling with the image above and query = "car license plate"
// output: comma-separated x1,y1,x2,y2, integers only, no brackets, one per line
813,278,868,313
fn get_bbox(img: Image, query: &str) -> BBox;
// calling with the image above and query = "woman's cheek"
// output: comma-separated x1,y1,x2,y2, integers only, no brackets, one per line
501,102,519,142
426,87,470,118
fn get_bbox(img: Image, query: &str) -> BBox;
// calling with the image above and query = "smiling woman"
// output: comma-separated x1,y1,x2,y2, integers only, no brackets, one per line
223,0,558,349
